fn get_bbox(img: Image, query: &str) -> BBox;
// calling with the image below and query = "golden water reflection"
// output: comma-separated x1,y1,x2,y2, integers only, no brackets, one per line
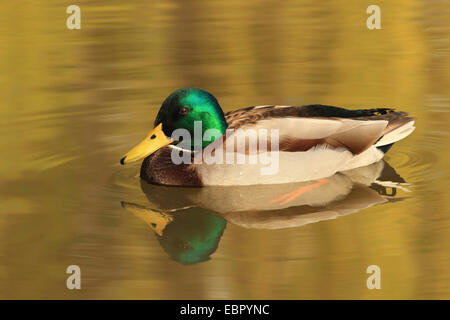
123,161,406,265
0,0,449,299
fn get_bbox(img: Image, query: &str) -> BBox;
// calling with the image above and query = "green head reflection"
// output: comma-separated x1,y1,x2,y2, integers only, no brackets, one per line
157,207,226,265
122,201,226,265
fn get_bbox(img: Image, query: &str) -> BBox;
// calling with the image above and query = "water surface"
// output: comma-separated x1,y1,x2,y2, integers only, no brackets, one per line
0,0,449,299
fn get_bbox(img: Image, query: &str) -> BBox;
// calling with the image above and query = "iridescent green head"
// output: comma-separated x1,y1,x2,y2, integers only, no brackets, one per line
155,88,228,148
120,88,228,165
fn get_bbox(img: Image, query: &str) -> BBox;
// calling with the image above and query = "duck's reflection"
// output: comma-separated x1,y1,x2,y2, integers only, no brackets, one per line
122,203,226,265
121,160,408,265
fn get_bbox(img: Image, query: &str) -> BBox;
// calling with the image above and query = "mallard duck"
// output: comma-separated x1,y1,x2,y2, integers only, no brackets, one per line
120,88,415,186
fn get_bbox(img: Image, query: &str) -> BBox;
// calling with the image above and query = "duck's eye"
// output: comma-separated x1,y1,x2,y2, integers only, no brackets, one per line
179,107,190,116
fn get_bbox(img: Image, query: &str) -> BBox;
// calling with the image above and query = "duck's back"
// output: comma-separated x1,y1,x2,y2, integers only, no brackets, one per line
224,104,414,155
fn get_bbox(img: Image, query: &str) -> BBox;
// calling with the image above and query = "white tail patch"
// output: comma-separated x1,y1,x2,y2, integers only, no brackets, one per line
375,121,416,147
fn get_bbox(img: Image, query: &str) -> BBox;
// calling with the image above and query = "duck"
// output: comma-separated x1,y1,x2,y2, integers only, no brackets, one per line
120,88,415,187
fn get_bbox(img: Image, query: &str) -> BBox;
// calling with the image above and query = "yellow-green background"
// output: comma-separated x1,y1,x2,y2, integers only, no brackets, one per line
0,0,449,299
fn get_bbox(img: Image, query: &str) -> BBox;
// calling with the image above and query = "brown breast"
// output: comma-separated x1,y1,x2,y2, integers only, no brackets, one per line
140,147,203,187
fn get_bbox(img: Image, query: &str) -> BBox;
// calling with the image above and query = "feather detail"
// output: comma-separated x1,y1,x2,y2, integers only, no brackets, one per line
224,104,413,155
139,104,415,186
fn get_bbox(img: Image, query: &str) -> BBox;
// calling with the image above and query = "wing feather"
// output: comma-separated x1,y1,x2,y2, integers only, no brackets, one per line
223,105,412,155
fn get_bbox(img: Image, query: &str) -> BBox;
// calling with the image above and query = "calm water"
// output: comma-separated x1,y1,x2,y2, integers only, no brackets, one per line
1,1,449,299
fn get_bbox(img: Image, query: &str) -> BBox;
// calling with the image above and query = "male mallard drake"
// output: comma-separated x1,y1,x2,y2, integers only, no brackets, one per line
120,88,415,186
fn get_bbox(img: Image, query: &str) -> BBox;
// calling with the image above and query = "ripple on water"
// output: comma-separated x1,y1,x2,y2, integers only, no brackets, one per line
109,164,142,193
389,137,445,184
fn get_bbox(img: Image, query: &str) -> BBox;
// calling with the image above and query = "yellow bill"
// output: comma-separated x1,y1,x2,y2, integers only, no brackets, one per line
121,201,173,236
120,123,173,165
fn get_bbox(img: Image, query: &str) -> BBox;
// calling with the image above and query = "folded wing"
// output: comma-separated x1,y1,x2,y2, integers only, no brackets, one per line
224,105,415,154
